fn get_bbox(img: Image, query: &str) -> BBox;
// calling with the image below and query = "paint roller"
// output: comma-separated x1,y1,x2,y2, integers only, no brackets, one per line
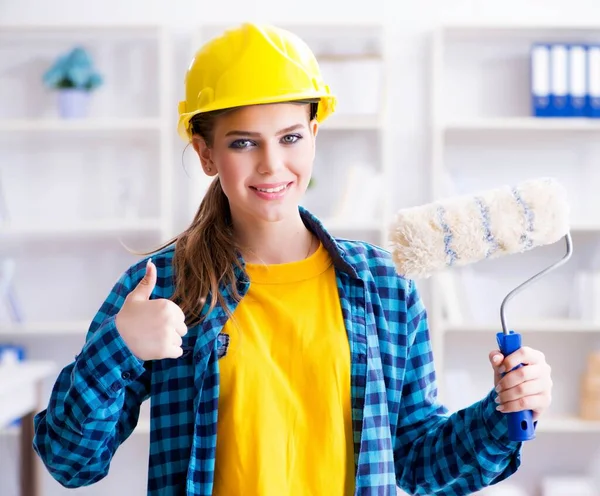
389,177,573,442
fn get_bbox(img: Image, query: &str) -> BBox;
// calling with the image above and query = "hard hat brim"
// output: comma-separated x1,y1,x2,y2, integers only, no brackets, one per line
177,92,336,142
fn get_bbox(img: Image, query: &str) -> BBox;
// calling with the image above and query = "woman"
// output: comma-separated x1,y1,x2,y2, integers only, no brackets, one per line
33,22,553,496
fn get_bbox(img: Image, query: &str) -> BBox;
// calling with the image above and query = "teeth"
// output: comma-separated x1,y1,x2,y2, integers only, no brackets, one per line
256,184,287,193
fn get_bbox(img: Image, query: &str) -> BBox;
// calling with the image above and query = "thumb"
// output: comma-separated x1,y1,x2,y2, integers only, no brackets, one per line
489,350,504,386
130,258,157,301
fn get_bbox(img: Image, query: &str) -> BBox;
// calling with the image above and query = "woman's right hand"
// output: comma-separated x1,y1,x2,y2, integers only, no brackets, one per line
115,259,188,360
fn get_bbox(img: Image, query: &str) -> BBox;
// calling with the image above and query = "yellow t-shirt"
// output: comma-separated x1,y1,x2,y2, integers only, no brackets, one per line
213,241,355,496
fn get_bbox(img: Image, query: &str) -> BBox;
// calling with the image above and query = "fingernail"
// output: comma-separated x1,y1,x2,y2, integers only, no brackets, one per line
147,257,152,267
498,366,505,374
496,405,505,411
493,355,502,364
494,396,501,403
495,384,501,393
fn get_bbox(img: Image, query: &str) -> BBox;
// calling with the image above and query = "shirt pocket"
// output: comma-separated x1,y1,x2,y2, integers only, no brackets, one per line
216,332,230,359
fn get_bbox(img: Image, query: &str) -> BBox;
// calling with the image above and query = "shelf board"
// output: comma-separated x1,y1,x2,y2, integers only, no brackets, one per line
0,218,164,238
537,416,600,433
0,118,163,133
443,319,600,333
440,23,600,41
442,117,600,133
0,321,90,336
322,218,383,231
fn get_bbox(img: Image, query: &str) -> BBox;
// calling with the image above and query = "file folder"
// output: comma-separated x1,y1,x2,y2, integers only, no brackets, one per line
588,45,600,117
568,44,587,117
531,44,552,117
550,44,569,117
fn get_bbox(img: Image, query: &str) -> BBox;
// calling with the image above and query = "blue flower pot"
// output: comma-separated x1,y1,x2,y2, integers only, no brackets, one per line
57,89,91,119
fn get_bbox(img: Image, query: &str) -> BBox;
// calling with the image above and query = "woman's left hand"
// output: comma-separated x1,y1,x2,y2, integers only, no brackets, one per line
489,347,553,421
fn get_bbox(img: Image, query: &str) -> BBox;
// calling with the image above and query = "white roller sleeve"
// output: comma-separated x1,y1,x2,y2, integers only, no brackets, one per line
389,177,570,279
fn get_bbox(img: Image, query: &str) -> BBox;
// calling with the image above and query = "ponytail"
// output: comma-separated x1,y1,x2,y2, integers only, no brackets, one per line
141,106,244,327
170,176,243,327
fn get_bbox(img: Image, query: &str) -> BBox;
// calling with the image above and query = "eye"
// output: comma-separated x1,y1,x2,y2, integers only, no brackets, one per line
229,139,255,149
281,134,302,144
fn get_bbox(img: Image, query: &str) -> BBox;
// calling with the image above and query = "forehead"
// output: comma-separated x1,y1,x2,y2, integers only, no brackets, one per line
214,103,309,135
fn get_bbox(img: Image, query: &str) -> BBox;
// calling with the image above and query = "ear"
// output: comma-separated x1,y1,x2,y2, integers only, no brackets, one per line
192,136,218,177
310,119,319,138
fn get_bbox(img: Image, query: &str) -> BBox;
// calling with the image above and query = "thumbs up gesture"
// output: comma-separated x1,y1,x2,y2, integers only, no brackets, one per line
115,259,187,360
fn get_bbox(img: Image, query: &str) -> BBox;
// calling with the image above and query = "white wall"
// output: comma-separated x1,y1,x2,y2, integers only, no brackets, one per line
2,1,600,495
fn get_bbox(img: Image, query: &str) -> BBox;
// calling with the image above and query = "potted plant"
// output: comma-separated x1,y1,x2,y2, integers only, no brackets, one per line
42,46,103,119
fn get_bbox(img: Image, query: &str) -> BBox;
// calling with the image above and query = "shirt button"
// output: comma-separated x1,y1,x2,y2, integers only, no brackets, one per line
121,371,130,380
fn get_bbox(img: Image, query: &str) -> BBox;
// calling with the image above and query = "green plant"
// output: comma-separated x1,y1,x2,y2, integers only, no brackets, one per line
43,46,103,91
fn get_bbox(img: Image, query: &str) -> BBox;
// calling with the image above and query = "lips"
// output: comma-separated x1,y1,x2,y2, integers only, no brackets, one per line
249,181,293,200
250,182,292,193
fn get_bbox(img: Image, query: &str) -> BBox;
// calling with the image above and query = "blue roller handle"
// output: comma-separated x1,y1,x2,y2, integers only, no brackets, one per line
496,331,536,442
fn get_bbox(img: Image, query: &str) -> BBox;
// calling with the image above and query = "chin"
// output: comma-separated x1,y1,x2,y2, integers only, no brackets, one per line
250,202,300,224
255,208,293,223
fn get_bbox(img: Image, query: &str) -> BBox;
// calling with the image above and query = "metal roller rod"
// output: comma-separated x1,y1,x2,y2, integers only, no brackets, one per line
500,232,574,335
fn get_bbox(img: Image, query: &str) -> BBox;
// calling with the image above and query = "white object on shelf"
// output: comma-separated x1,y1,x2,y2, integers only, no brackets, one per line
0,360,56,428
319,56,383,116
331,164,383,224
569,270,600,323
0,259,23,324
436,272,466,325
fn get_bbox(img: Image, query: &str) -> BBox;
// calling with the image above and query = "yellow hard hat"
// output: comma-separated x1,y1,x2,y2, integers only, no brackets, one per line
177,22,337,141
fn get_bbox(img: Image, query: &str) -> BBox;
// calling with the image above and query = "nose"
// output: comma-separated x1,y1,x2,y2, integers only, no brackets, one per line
256,142,284,175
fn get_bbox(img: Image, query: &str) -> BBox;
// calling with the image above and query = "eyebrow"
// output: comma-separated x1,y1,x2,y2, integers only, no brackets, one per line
224,123,305,138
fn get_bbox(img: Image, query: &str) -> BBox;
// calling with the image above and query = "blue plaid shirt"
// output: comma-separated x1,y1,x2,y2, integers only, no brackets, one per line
33,208,522,495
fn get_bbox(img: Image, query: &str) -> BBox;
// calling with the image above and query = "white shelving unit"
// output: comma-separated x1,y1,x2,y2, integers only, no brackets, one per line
0,23,174,496
187,22,392,247
431,23,600,493
0,21,394,496
0,23,175,242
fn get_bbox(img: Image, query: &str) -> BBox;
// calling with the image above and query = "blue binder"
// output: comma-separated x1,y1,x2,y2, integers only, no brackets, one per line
550,44,569,117
568,44,587,117
531,44,552,117
587,44,600,117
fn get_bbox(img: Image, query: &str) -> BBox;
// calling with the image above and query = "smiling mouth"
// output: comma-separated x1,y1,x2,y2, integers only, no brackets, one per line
250,183,292,193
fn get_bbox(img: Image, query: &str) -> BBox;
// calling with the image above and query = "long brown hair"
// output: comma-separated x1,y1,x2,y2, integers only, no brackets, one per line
139,108,242,327
146,101,319,327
